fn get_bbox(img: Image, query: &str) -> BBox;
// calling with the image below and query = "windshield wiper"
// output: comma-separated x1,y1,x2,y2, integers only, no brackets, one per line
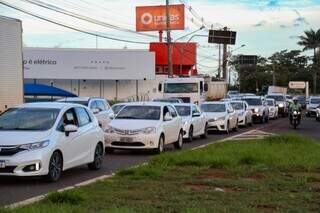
116,116,138,119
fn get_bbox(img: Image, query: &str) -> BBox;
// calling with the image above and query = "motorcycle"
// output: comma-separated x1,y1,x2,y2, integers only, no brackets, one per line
291,110,300,129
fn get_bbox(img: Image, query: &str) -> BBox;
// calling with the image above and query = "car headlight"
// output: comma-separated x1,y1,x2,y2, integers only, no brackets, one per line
19,140,50,151
105,126,115,134
254,108,259,113
279,103,284,108
141,127,156,134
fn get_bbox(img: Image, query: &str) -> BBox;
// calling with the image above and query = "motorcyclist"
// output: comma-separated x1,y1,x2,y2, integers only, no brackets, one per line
289,97,302,125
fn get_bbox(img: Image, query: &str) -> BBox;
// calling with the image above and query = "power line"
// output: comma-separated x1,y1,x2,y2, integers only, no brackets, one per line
20,0,158,39
0,1,150,44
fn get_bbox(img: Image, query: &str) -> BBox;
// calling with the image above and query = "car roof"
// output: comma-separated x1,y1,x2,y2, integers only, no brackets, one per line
17,102,82,109
242,96,261,99
202,101,226,105
124,102,172,107
267,93,285,96
172,103,194,107
230,100,245,103
266,98,275,101
58,97,104,102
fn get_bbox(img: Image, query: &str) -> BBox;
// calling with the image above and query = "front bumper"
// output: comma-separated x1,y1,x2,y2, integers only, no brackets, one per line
0,148,51,177
105,133,159,150
207,120,226,131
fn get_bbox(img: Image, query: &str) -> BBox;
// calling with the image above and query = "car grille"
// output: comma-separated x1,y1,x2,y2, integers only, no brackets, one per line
113,128,140,135
111,142,145,147
0,166,17,174
0,146,25,156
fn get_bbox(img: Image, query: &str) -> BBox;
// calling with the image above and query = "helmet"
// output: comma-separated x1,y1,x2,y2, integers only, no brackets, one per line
293,97,298,102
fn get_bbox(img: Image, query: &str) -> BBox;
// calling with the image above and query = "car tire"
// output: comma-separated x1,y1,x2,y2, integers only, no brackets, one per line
174,131,183,150
200,123,208,139
155,135,164,154
187,126,193,142
88,143,104,170
45,151,63,182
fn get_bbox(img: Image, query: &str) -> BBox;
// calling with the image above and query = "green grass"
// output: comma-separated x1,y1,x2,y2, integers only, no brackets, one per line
2,134,320,212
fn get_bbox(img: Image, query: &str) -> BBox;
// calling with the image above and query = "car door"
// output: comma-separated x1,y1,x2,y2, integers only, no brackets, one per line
74,107,96,164
96,100,110,130
168,105,181,142
57,107,84,170
191,105,201,136
227,103,237,127
162,106,174,144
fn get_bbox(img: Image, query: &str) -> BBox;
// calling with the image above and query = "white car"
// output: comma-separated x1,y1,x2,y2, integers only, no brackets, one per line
306,96,320,117
230,100,253,126
173,103,208,142
58,97,114,131
200,101,238,133
265,94,288,117
242,96,269,124
266,98,278,119
105,102,183,154
0,103,104,182
316,105,320,121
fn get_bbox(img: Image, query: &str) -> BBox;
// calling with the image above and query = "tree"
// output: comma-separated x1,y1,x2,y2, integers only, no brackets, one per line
297,29,320,94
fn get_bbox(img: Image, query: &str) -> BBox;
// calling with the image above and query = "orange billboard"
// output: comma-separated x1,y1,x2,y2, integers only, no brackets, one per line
136,4,185,32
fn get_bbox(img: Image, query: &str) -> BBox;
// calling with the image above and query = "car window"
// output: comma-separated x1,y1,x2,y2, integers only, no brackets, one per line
192,105,200,114
58,108,78,130
201,104,226,112
174,106,191,116
96,100,106,111
163,106,171,118
168,106,177,117
75,107,91,127
90,101,98,110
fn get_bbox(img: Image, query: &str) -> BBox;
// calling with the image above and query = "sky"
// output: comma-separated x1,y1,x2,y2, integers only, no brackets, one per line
1,0,320,75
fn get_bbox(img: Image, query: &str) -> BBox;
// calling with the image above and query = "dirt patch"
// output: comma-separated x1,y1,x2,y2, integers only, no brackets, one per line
185,183,241,192
307,182,320,192
242,173,265,181
196,169,234,180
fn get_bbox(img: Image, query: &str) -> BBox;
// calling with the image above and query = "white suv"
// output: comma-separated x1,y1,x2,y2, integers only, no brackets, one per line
230,100,253,126
200,101,238,133
0,103,104,182
306,96,320,117
58,97,114,130
105,102,183,154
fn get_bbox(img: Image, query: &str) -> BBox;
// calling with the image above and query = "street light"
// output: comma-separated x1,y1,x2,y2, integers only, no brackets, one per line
174,26,205,42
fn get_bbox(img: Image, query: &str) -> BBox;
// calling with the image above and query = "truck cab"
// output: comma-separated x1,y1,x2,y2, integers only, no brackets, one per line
158,77,208,105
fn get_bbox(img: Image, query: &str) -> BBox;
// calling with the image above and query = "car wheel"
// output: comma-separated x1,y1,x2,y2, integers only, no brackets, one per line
45,151,63,182
187,126,193,142
200,123,208,139
155,135,164,154
88,143,104,170
174,131,183,150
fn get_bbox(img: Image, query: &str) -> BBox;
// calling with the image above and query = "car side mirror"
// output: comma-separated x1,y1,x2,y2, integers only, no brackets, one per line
164,112,172,121
91,108,100,114
158,83,162,92
192,112,201,117
64,124,78,136
109,113,115,120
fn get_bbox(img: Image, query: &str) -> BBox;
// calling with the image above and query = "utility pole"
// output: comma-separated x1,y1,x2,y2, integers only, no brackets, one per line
166,0,173,77
272,63,276,86
222,27,228,81
218,44,221,78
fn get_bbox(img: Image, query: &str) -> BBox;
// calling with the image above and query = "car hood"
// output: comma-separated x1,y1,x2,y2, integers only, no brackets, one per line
204,112,226,119
109,119,160,130
0,130,52,146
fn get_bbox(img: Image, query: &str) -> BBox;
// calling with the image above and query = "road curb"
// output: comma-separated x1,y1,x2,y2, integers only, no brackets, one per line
5,174,114,209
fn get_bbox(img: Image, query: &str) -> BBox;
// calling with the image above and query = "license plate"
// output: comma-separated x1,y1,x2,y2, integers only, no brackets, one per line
120,137,133,143
0,160,6,168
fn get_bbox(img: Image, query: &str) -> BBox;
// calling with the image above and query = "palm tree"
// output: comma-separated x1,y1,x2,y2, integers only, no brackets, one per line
298,29,320,94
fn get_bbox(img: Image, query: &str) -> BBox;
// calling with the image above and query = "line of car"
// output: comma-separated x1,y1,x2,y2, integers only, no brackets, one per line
0,94,295,182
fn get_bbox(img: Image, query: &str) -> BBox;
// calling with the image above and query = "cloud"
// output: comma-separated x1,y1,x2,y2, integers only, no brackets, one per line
253,20,267,27
280,24,287,28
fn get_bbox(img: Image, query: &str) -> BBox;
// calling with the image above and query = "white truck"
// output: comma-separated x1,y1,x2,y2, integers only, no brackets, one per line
158,77,208,104
267,86,287,95
0,16,24,113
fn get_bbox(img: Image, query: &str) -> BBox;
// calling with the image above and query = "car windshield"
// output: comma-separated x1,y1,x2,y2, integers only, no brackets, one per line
174,106,191,116
164,83,198,93
243,98,262,106
230,102,244,110
267,100,274,106
115,106,160,120
266,95,284,101
0,108,60,131
60,100,89,106
311,98,320,104
201,104,226,112
112,105,125,114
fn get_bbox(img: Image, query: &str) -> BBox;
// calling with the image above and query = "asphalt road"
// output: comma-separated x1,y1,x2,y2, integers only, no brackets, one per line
0,115,319,206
